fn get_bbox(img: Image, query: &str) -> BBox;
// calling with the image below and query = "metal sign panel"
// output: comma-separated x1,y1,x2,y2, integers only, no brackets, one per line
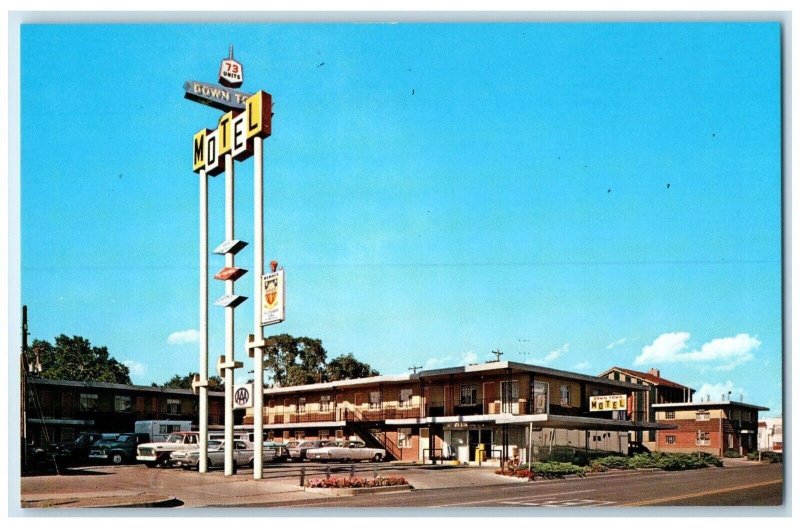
219,58,244,88
183,80,252,111
214,267,248,281
214,294,248,308
233,384,253,409
261,270,285,326
213,239,248,255
589,394,627,412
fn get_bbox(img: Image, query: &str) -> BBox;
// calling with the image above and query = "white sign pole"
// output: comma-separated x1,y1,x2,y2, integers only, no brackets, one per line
224,153,235,476
253,136,265,479
199,169,209,474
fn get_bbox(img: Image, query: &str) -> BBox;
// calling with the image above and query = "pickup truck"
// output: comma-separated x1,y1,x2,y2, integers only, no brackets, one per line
306,440,386,462
89,433,150,465
136,431,201,468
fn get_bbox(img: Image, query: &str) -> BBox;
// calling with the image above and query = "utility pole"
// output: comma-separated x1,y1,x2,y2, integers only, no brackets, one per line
409,365,422,374
491,349,503,362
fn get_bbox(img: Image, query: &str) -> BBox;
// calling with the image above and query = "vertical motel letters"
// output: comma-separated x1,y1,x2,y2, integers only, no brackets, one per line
192,90,271,175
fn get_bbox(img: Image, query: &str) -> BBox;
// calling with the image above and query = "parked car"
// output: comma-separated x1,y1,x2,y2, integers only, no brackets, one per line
89,433,150,465
306,440,386,462
173,439,255,470
137,431,201,468
288,439,330,461
262,442,289,463
54,432,118,464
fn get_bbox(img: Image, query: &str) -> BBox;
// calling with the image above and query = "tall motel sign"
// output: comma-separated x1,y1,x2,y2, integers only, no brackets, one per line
185,47,285,478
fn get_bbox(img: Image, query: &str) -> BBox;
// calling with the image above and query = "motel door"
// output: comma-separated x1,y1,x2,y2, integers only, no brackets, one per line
468,429,493,461
419,427,429,461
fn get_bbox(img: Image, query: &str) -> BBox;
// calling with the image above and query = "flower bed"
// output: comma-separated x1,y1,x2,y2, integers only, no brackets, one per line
306,476,408,488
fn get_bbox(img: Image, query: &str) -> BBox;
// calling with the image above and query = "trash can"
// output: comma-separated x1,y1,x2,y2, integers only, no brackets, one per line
476,444,486,462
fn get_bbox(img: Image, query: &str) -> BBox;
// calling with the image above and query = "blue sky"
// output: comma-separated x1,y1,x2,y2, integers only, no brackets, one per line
19,22,782,415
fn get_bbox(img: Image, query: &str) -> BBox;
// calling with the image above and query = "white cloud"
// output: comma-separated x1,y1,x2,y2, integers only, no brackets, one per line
122,359,146,377
539,343,569,364
424,350,478,370
606,337,627,350
693,381,745,403
167,329,200,345
573,361,591,371
634,332,759,370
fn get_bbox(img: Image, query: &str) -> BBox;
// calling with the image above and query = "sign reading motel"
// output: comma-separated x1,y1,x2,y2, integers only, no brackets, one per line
191,91,272,176
589,394,627,412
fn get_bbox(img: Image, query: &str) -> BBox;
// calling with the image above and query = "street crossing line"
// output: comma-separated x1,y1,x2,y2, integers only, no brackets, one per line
499,498,617,508
432,489,595,508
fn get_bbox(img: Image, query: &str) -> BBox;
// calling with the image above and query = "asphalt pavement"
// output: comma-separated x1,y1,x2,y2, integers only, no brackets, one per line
19,458,784,510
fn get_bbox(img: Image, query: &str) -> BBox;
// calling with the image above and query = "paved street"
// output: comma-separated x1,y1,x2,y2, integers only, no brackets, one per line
19,459,783,510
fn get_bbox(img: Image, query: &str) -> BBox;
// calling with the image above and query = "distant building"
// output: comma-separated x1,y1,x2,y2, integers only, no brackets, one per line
758,417,782,452
598,367,693,451
24,377,238,447
652,400,768,456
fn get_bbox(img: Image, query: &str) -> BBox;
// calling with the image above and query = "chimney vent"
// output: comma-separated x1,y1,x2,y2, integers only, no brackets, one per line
648,368,660,378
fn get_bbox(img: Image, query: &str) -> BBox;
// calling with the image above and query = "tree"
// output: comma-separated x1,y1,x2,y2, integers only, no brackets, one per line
30,334,131,384
161,372,222,390
261,334,378,386
325,353,379,381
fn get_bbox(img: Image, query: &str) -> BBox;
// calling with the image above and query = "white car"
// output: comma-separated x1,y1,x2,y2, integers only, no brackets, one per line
306,440,386,462
172,439,255,470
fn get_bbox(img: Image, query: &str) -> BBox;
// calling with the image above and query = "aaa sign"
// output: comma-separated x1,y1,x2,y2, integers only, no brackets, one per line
192,90,272,176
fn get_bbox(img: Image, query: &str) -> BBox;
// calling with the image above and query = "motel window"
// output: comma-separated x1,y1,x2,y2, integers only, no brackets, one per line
114,395,132,413
696,431,711,446
166,399,181,415
560,385,571,407
501,381,519,413
460,384,478,405
319,430,330,439
666,435,676,445
295,431,305,441
369,391,381,410
298,398,306,413
532,382,549,414
79,393,98,411
400,389,413,408
773,425,782,436
319,395,331,412
282,431,290,441
398,428,412,448
665,411,675,420
696,411,710,421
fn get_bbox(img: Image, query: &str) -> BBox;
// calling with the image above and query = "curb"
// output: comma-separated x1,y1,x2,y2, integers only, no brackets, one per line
302,484,413,496
23,495,180,509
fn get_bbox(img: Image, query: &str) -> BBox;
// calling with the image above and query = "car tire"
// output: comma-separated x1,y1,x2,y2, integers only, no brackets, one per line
145,462,157,468
110,453,125,465
372,453,383,462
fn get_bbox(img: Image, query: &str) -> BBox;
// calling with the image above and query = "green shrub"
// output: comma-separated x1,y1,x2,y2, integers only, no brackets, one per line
655,453,707,471
694,452,723,467
530,461,586,478
748,451,782,463
592,455,630,470
723,449,742,458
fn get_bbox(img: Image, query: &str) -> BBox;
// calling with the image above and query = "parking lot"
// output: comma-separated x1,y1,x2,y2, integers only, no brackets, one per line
20,460,515,508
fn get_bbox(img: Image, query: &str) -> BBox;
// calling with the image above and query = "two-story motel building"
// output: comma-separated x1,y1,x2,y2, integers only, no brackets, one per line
243,360,673,463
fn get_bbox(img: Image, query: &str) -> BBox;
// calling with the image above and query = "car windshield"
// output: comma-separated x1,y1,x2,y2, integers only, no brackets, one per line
165,434,187,444
94,439,116,446
116,435,133,443
298,441,315,448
